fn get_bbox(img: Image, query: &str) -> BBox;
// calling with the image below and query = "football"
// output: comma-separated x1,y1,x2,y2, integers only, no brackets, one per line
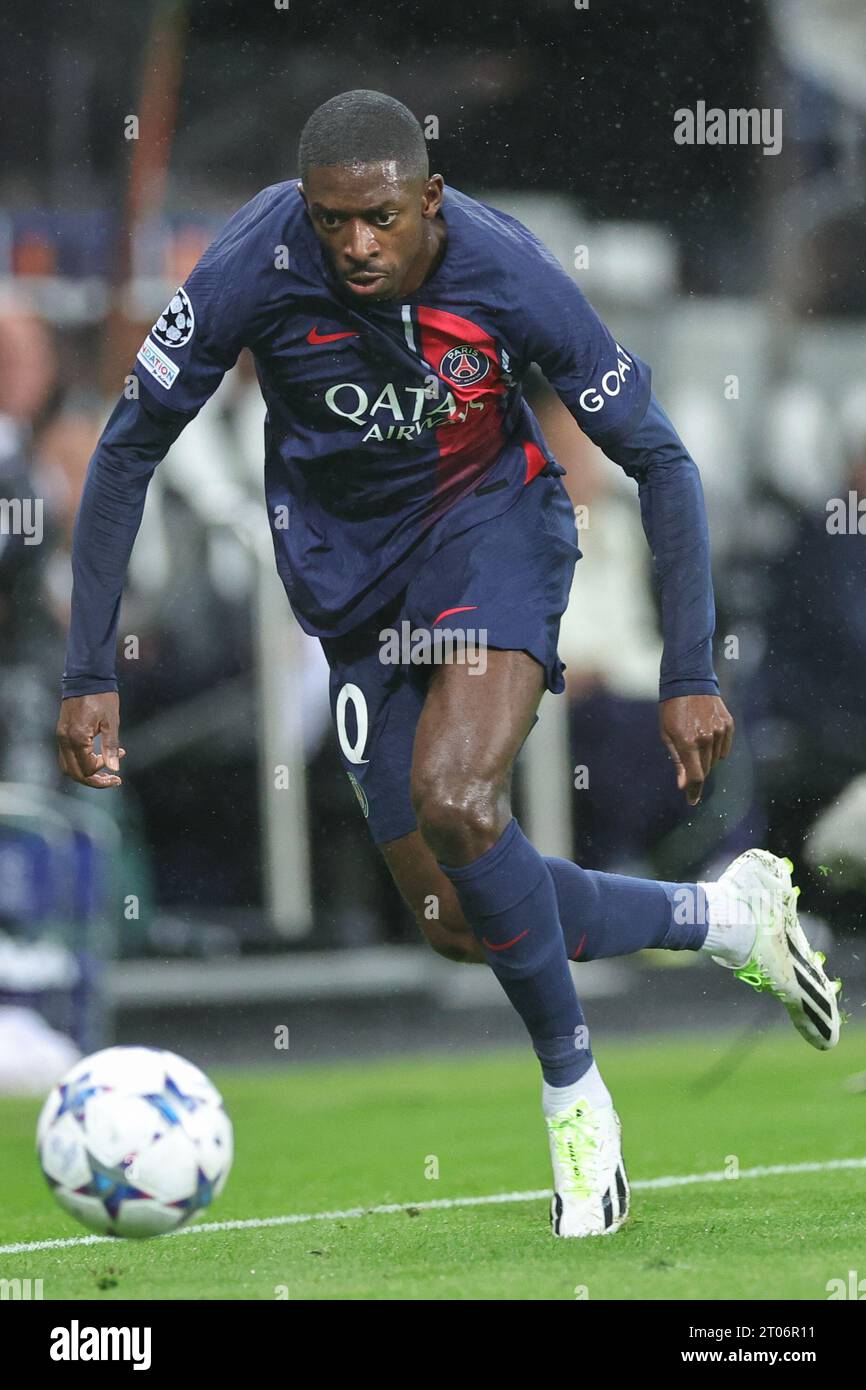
36,1046,233,1239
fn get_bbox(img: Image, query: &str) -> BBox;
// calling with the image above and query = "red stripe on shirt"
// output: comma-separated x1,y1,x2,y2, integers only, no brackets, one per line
414,306,508,517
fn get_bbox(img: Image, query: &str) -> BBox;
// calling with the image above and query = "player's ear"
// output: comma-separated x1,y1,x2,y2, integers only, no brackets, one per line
297,180,308,208
422,174,444,218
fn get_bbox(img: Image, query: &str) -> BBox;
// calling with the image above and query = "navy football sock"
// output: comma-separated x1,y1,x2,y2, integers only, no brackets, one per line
544,857,707,960
438,819,590,1087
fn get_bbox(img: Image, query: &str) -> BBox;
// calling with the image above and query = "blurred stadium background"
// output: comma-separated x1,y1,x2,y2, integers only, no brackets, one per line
1,0,865,1088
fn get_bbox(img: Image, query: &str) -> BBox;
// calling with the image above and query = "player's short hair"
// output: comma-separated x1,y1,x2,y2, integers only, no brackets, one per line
298,90,429,184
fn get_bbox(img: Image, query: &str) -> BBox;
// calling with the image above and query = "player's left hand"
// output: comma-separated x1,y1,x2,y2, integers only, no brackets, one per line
658,694,734,807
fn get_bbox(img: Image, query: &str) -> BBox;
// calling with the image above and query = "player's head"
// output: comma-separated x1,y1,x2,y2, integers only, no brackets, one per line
298,90,444,303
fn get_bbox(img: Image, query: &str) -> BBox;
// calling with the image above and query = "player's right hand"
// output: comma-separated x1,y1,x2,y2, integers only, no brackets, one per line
56,692,126,788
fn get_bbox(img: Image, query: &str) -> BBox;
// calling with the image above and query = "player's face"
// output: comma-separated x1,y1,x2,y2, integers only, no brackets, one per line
300,162,444,303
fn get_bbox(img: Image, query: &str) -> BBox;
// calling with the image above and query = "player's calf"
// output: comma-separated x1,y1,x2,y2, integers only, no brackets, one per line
379,830,485,963
418,914,482,963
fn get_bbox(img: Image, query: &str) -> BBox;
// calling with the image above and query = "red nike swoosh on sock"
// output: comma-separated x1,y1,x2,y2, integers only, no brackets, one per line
570,932,587,961
307,327,359,344
482,929,530,952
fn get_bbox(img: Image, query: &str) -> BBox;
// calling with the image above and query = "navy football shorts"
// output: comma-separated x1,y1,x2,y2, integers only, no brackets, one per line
319,470,580,845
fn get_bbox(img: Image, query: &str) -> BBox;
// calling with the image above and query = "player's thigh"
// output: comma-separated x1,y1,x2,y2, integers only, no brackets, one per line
412,648,544,800
404,471,577,804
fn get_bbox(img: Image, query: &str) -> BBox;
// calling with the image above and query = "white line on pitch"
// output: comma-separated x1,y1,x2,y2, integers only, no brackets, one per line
2,1156,864,1256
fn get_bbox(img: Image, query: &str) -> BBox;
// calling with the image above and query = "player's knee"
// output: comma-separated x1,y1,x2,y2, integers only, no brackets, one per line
411,774,500,862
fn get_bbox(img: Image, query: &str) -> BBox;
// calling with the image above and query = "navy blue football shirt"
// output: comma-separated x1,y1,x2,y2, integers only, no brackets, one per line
62,180,718,700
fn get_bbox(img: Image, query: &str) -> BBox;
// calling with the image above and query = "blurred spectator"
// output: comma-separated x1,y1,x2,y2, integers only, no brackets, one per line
0,301,62,785
753,427,866,872
0,301,57,425
34,409,101,625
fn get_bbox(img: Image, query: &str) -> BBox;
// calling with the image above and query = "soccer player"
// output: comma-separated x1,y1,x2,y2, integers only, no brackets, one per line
56,91,842,1237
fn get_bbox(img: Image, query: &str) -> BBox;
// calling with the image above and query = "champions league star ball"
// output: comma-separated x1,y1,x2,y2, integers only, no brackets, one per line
36,1047,233,1238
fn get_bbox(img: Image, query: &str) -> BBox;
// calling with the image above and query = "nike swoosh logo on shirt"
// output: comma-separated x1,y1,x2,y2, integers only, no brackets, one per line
307,327,360,345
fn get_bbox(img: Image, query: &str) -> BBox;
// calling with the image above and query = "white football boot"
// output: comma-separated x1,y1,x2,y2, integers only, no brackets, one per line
546,1097,630,1237
711,849,842,1050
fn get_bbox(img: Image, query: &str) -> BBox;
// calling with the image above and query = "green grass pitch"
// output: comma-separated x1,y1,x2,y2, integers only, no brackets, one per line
1,1027,864,1300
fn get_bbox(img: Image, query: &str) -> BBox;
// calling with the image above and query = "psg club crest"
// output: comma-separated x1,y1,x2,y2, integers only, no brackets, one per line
439,344,490,387
151,287,195,349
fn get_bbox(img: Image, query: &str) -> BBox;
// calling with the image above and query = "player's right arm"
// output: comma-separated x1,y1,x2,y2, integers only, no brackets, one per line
56,392,192,786
57,184,281,786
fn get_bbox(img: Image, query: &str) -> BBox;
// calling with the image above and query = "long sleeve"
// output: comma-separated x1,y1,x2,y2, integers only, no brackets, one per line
505,228,718,701
600,393,719,700
61,392,191,698
60,188,277,699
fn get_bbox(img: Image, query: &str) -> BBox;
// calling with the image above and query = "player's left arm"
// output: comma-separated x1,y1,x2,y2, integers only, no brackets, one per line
597,393,734,807
514,241,733,805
